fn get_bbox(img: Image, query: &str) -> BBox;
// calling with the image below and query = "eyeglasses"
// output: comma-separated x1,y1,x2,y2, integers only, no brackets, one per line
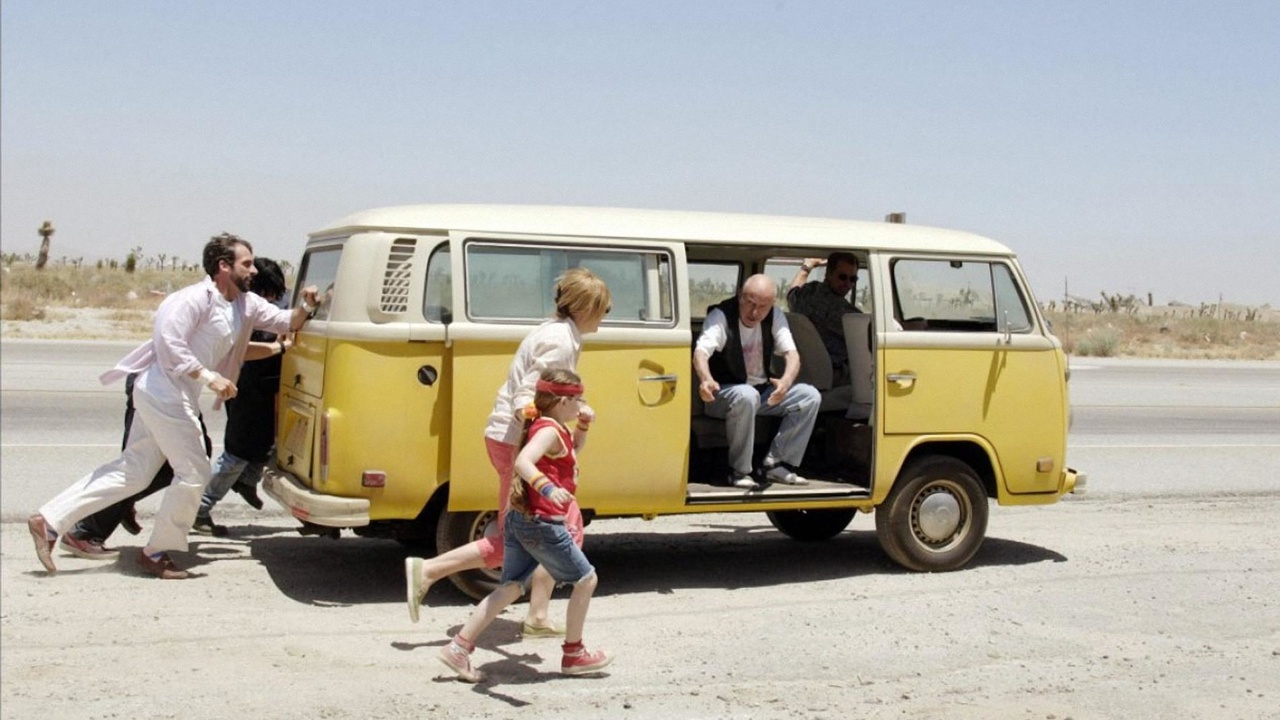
835,273,857,282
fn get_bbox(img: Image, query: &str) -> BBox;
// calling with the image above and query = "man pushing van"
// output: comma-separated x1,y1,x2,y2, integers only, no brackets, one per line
28,233,323,579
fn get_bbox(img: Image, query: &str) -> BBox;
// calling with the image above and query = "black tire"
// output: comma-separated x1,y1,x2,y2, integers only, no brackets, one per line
766,508,857,542
435,509,502,600
875,456,988,572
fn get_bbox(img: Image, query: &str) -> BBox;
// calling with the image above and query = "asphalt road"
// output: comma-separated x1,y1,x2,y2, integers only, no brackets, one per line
2,340,1277,517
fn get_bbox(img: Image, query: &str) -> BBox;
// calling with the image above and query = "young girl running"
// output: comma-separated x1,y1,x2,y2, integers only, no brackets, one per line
406,269,610,634
436,369,612,682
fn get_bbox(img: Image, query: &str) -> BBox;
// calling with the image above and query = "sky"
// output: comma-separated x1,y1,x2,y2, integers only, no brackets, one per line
2,1,1277,306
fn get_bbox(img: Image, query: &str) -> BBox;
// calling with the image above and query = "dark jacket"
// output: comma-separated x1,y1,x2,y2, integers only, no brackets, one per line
706,297,775,386
223,328,282,462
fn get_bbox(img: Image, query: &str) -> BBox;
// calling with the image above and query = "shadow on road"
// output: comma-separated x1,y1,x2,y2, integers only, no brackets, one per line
234,520,1066,607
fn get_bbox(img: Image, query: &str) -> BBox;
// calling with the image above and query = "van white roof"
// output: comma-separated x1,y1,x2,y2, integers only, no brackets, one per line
312,204,1013,255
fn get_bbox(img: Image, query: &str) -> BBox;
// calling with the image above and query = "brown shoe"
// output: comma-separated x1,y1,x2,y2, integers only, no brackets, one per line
139,550,189,580
28,514,57,574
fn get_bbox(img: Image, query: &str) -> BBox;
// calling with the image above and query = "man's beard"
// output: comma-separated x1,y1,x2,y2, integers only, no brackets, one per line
234,274,252,292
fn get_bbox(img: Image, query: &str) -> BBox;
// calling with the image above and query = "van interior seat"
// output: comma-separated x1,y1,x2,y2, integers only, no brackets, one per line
783,312,851,414
842,313,874,421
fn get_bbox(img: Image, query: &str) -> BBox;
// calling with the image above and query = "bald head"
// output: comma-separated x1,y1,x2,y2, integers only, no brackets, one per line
737,274,777,328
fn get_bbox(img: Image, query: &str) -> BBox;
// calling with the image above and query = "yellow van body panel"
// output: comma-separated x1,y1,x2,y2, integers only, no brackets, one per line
574,342,691,515
447,338,692,515
881,343,1068,496
311,338,449,521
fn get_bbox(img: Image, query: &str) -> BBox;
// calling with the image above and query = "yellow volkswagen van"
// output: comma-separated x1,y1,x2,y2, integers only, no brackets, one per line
265,205,1085,597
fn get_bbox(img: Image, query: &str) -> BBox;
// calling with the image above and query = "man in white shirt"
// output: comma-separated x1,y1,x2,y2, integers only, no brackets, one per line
28,233,322,579
693,274,821,489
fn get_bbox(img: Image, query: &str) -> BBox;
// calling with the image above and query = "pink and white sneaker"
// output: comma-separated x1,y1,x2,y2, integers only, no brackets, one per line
561,645,613,676
438,640,483,683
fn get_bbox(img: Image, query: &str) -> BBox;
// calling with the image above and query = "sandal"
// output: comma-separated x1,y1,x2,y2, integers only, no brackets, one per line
520,620,566,638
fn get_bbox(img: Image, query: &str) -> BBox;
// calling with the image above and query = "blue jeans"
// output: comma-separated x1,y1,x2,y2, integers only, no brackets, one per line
500,510,594,590
702,381,821,476
198,451,265,519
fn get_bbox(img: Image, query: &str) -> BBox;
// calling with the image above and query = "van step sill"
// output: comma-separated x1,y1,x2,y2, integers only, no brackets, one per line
685,479,869,505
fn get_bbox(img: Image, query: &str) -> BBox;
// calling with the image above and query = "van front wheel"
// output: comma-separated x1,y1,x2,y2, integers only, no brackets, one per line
766,509,856,542
435,510,502,600
875,456,988,572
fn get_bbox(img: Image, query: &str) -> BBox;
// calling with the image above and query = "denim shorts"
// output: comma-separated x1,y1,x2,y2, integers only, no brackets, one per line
500,510,595,589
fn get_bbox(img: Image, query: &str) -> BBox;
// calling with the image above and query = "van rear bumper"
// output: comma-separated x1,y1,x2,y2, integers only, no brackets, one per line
1063,468,1088,495
263,471,370,528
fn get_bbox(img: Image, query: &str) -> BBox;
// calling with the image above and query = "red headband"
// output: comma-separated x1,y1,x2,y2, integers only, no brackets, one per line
536,379,584,397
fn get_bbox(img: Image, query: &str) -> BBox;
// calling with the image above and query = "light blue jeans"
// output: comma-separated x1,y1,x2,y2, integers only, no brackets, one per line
702,382,821,476
501,510,595,590
198,451,265,519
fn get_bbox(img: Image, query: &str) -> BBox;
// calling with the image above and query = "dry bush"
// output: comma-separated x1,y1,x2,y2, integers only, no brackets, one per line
1045,308,1280,360
0,263,202,309
2,292,46,321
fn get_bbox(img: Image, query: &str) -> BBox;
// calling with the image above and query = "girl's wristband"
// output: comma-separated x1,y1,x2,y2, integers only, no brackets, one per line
528,473,554,497
198,368,219,386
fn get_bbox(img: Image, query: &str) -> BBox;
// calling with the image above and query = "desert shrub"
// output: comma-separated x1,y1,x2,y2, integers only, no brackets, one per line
1074,327,1120,357
2,293,46,321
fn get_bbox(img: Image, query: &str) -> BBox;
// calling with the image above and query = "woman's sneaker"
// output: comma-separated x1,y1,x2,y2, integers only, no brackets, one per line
438,641,483,683
561,646,613,676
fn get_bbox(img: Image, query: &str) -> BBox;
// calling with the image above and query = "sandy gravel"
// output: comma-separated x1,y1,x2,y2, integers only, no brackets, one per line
3,493,1278,720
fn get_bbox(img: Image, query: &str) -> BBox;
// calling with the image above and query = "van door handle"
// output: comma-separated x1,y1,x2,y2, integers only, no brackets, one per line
640,374,679,382
886,372,917,388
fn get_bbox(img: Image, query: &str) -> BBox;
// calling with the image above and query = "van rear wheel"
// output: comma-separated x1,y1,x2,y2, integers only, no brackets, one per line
435,510,502,600
766,509,856,542
875,456,988,572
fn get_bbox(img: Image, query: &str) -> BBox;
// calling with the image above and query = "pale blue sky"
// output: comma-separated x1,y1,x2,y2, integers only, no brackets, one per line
3,1,1277,306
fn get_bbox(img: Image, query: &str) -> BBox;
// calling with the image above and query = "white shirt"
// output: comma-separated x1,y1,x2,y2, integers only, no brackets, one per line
484,317,583,446
694,306,796,386
101,277,294,409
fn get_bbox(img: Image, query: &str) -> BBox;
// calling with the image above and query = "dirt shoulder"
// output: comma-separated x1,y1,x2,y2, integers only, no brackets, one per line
3,496,1278,720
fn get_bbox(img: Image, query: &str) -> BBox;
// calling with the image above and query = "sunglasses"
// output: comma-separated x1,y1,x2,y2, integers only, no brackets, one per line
834,273,857,282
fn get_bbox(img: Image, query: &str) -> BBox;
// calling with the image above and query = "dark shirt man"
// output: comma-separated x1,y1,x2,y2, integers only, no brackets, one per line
786,251,862,377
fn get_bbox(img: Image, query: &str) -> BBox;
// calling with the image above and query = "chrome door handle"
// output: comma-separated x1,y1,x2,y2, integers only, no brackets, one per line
887,372,917,387
640,374,679,382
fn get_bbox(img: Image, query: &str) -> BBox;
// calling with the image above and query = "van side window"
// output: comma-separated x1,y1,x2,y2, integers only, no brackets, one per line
296,247,342,321
891,258,1030,333
688,262,742,320
465,242,674,324
423,245,452,323
992,263,1033,332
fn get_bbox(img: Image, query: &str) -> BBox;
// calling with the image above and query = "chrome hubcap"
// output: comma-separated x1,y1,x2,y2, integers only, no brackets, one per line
913,484,965,546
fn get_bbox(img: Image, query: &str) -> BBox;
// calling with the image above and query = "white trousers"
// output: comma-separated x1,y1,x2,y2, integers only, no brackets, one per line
39,388,213,553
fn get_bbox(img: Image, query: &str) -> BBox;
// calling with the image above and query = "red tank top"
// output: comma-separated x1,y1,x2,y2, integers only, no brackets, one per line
525,418,578,520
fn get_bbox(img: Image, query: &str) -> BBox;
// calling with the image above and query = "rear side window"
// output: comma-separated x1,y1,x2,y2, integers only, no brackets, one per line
423,245,452,323
688,262,742,320
296,247,342,321
465,242,674,325
890,259,1031,333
